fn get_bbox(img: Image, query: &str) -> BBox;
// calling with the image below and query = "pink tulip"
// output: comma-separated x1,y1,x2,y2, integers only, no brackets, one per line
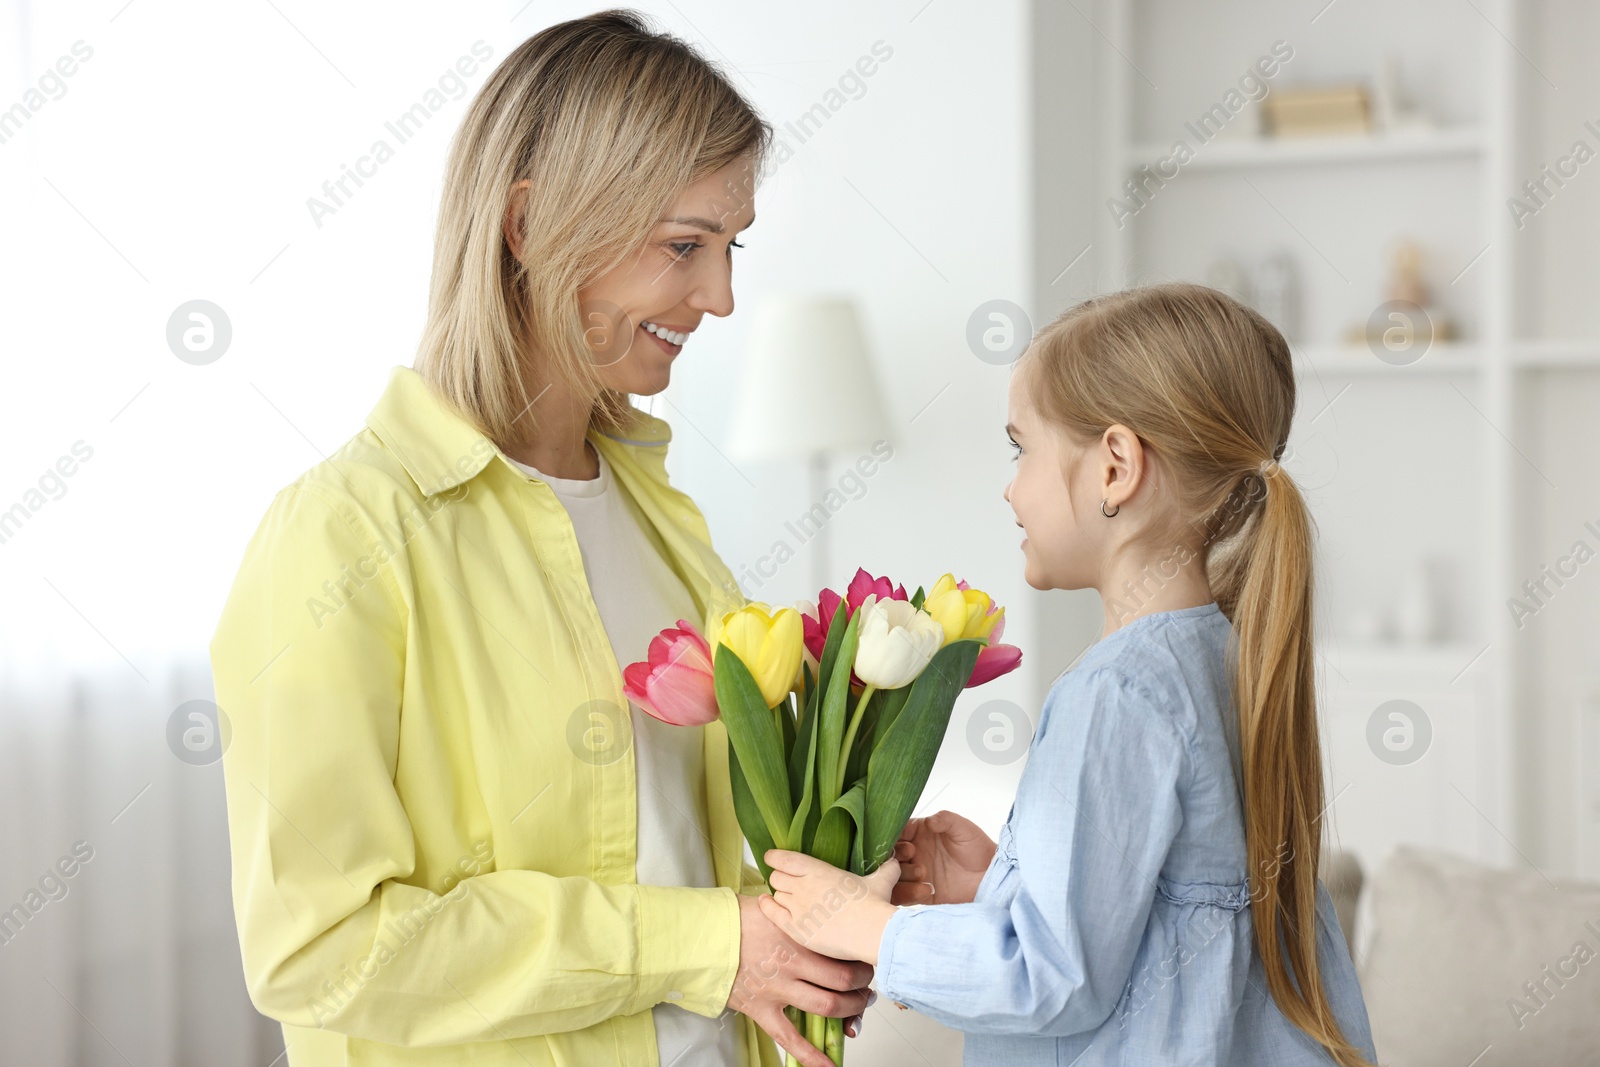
800,589,839,665
967,609,1023,688
622,619,720,726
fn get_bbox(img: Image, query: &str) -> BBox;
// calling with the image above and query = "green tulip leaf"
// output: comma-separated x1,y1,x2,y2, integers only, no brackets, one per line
817,596,851,690
714,644,793,851
789,660,820,806
811,804,852,870
816,609,861,810
843,688,884,786
779,690,797,765
729,736,776,886
862,638,983,873
786,691,822,849
870,685,912,759
823,780,869,876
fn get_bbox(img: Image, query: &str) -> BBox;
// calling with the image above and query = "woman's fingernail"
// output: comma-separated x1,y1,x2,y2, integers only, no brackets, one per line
867,989,879,1006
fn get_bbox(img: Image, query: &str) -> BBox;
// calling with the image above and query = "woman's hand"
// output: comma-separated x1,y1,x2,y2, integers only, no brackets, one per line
757,850,900,966
890,809,997,907
727,893,876,1067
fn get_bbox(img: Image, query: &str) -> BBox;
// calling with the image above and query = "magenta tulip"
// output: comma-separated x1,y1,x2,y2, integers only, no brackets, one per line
802,569,909,665
967,610,1023,688
622,619,719,726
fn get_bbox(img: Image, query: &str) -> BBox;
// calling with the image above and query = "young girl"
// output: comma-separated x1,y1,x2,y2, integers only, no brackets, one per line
759,283,1379,1065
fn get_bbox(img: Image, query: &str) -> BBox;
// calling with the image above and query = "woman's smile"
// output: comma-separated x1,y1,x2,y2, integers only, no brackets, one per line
641,322,684,356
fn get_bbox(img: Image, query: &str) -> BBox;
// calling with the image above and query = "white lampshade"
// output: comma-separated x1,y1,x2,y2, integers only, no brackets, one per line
725,295,892,463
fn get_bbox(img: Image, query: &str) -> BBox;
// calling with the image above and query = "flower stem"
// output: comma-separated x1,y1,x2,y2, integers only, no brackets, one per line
824,1014,845,1064
835,685,877,797
807,1010,826,1058
784,1006,804,1067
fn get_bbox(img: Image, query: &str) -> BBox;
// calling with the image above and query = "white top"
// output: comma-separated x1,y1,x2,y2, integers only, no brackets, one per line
506,443,741,1067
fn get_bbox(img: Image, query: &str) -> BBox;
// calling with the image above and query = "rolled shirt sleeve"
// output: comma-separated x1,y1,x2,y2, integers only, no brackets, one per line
212,486,740,1047
874,667,1188,1037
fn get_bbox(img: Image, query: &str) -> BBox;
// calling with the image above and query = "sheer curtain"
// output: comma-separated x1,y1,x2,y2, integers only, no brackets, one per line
0,649,283,1065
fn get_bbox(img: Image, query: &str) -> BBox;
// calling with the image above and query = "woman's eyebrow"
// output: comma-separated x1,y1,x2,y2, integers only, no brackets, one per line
662,213,756,234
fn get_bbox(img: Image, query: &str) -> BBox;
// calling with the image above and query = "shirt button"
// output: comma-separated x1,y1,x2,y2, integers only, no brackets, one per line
667,990,683,1001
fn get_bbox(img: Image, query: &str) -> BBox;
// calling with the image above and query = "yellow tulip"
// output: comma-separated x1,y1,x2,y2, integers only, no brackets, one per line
923,573,999,646
713,603,804,709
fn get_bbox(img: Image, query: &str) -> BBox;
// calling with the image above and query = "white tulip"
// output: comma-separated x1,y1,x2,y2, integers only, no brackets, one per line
853,594,944,689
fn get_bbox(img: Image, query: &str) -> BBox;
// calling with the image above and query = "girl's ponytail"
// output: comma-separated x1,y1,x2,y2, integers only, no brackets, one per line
1224,457,1371,1067
1023,282,1374,1067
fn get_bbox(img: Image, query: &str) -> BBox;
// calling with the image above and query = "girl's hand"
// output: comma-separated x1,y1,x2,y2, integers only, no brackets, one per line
891,809,997,906
758,850,900,965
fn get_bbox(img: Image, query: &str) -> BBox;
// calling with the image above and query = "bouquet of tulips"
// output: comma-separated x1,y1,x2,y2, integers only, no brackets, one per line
623,568,1022,1066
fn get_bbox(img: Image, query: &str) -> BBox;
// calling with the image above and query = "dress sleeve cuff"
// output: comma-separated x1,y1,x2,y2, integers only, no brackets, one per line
875,903,933,1009
632,884,742,1019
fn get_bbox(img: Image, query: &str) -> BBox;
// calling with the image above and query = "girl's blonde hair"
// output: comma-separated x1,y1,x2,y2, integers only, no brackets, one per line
1022,282,1371,1067
414,9,771,447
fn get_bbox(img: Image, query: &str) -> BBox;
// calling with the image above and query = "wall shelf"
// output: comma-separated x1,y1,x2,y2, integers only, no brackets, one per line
1095,0,1524,874
1326,640,1489,684
1514,340,1600,368
1128,126,1485,172
1293,343,1483,376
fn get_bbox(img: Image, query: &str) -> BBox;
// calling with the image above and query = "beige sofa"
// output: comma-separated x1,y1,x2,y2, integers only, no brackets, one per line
1332,845,1600,1066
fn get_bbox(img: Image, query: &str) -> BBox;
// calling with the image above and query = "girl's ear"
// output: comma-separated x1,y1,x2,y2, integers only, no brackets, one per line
1100,423,1145,510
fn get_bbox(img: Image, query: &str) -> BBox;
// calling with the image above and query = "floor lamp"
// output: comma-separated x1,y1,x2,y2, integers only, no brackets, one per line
725,295,893,596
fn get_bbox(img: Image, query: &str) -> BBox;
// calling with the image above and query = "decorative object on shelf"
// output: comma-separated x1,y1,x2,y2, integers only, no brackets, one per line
1343,239,1458,349
1371,51,1433,133
1251,250,1302,343
1263,83,1371,137
1205,256,1253,308
1201,253,1299,342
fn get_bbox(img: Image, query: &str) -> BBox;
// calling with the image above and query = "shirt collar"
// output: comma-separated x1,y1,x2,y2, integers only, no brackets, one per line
364,365,673,497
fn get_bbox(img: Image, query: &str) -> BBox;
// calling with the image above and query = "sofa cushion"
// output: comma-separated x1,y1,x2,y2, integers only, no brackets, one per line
1321,847,1363,955
1358,845,1600,1065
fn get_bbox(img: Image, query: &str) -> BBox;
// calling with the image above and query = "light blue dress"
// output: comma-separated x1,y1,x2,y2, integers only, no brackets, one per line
875,602,1377,1065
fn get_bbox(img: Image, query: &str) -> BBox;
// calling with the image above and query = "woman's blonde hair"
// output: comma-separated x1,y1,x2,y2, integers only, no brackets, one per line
1021,282,1372,1067
414,9,771,446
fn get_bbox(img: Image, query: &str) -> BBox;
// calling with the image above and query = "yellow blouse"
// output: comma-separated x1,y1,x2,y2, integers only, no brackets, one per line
210,365,780,1066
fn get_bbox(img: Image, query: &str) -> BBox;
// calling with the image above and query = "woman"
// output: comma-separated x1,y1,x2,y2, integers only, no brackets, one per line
210,12,870,1067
